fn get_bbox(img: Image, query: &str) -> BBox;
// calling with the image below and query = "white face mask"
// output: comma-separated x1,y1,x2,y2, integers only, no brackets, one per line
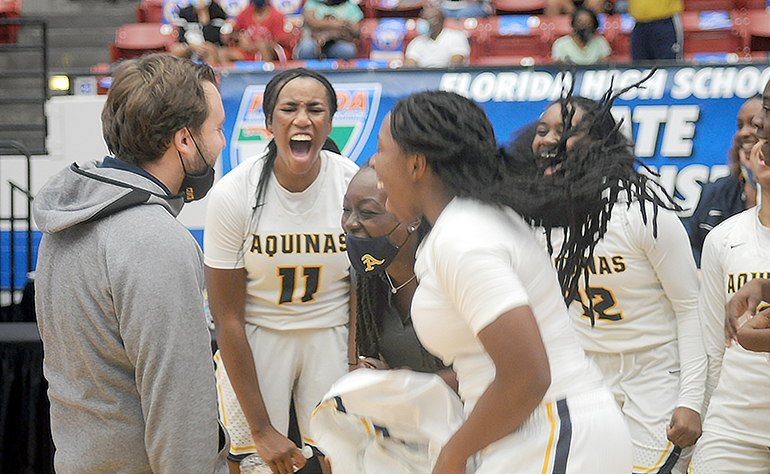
416,18,430,36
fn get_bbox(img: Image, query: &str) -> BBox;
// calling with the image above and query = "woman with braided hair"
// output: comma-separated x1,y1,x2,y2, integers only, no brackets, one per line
341,164,456,388
369,89,634,474
204,67,358,474
529,94,706,474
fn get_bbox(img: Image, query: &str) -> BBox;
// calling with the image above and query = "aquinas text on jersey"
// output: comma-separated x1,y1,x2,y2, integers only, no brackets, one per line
555,255,626,275
250,233,347,257
726,272,770,294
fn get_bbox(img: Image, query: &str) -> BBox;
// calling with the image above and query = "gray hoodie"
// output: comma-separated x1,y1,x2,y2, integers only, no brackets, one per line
33,160,228,474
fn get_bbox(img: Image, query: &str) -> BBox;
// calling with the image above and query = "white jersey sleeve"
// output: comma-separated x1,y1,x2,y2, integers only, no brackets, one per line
204,154,260,270
699,209,730,410
629,204,706,413
697,207,770,445
553,202,705,413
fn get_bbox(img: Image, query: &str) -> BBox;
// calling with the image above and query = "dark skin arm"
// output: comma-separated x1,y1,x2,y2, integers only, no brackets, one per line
206,266,306,474
737,308,770,353
431,305,551,474
725,278,770,346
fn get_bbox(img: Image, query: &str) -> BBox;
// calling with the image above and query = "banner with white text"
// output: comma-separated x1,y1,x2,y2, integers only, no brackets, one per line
219,64,770,216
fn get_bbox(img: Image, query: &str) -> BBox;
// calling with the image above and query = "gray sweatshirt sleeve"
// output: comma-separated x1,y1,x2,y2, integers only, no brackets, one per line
107,216,228,474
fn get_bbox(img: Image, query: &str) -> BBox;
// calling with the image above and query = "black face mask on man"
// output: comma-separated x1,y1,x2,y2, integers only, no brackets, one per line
178,129,215,202
346,223,408,276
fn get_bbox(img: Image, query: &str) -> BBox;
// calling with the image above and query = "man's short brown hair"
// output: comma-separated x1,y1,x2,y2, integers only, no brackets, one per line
101,53,217,166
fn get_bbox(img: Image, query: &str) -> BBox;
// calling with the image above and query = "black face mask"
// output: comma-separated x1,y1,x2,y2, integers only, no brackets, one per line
178,130,215,203
346,223,406,276
575,27,593,44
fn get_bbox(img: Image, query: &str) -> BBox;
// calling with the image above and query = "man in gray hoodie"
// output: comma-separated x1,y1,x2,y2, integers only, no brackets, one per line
33,53,229,474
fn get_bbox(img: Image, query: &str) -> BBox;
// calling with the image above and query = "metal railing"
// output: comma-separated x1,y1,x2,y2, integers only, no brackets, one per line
0,17,48,155
0,140,33,303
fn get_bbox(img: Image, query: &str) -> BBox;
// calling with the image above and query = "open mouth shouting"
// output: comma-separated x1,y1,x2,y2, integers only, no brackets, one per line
290,134,313,159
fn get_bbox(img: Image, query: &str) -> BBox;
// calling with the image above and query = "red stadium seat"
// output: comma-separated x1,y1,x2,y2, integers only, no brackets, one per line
492,0,546,15
0,0,21,44
109,23,178,62
740,9,770,52
362,0,424,18
683,0,737,11
136,0,164,23
680,10,743,55
602,13,632,61
736,0,765,9
538,14,572,53
472,15,549,63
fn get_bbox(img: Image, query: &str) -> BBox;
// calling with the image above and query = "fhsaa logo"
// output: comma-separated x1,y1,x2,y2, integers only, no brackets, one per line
372,19,406,51
228,83,382,174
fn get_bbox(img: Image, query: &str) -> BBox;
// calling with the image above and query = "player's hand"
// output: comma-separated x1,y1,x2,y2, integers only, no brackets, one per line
253,427,307,474
725,278,768,346
666,407,701,448
737,308,770,353
358,356,389,370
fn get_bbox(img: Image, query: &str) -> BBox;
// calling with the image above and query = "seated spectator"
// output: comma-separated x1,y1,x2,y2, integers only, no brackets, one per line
169,0,230,64
403,5,469,67
224,0,290,61
294,0,363,61
439,0,490,20
551,6,611,64
545,0,609,15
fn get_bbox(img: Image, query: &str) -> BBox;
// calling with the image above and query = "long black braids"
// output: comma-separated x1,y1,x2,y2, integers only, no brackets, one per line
354,220,446,373
389,75,678,324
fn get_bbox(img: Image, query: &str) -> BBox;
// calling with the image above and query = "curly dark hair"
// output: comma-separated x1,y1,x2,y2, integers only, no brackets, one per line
389,75,676,323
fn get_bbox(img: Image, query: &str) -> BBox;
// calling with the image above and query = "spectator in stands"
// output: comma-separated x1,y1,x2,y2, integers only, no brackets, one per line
225,0,290,61
688,95,762,267
551,5,611,64
628,0,682,61
438,0,491,20
545,0,610,15
403,5,469,67
294,0,363,61
169,0,231,64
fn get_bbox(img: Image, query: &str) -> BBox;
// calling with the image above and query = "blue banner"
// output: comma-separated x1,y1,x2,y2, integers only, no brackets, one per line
219,64,770,215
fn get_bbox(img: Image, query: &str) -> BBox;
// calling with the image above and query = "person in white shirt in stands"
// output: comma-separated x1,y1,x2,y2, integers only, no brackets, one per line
404,5,469,68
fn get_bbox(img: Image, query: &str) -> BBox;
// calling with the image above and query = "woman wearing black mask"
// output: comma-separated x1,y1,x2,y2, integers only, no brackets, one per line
343,164,457,389
551,6,611,65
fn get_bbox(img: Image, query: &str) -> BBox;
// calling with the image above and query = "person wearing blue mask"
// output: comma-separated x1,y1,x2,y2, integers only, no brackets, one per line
404,5,469,68
688,94,762,267
343,164,458,390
